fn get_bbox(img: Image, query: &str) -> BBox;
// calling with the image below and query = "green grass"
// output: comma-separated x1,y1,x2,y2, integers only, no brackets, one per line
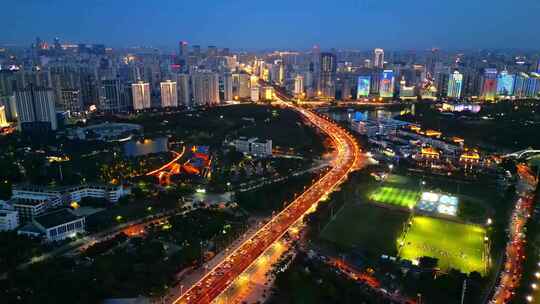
368,186,421,209
398,216,487,275
320,203,409,256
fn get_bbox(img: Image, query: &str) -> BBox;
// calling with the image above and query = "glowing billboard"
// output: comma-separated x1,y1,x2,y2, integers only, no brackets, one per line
379,70,394,98
356,76,371,98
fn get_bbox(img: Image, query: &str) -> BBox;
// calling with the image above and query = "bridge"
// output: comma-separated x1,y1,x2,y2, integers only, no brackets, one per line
146,146,186,184
502,148,540,159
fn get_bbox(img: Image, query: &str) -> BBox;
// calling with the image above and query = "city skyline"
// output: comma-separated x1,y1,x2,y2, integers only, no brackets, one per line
2,0,540,50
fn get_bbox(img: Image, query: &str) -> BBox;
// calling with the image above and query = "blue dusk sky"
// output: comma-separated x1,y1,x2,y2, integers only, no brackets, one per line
2,0,540,50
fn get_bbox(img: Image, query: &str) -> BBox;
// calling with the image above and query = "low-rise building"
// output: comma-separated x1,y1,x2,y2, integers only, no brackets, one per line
233,137,272,157
0,203,19,231
13,183,129,204
19,209,85,242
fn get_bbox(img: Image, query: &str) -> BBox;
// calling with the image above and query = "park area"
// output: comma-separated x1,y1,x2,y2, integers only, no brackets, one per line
320,202,409,256
398,216,487,275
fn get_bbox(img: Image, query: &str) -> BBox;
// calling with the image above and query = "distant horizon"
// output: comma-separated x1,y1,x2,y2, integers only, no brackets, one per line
2,0,540,51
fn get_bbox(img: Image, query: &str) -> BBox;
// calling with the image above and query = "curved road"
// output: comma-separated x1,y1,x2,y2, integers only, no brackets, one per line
169,100,363,304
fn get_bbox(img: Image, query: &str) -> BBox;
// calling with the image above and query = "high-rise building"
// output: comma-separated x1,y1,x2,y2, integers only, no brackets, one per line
447,71,463,99
160,80,178,108
223,73,234,101
379,70,395,98
426,48,440,76
373,48,385,69
356,76,371,98
176,74,191,107
191,71,219,106
99,79,124,112
60,89,83,112
251,86,260,102
178,41,189,58
496,71,515,96
207,46,218,57
132,81,151,110
319,52,336,98
14,86,58,132
294,75,304,97
514,72,529,98
480,68,498,101
0,105,8,127
232,73,250,99
525,73,540,98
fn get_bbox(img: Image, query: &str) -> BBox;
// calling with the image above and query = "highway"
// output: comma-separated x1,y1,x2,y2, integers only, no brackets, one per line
168,92,363,304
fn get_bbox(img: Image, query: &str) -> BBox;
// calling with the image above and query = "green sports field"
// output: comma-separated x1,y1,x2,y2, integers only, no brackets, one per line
368,186,420,209
320,203,409,256
398,216,487,275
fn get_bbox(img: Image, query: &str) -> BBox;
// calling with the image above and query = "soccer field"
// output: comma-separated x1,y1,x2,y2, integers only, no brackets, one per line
320,203,409,256
368,186,420,209
398,216,487,275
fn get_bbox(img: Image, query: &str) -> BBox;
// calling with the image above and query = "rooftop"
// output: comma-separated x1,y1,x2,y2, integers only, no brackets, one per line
34,209,83,229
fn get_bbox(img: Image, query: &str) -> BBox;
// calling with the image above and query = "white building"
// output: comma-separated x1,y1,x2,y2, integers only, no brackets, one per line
15,87,58,131
160,80,178,107
0,203,19,231
223,73,234,101
233,73,251,98
132,81,151,110
13,183,129,205
234,137,272,157
192,71,219,106
19,209,85,242
373,48,385,69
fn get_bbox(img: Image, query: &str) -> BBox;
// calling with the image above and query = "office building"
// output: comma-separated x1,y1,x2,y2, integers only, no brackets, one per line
160,80,178,107
99,78,125,113
356,75,371,98
373,48,385,69
497,71,515,96
191,71,219,106
132,81,151,110
514,73,528,98
379,70,395,98
525,73,540,98
319,52,336,98
447,71,464,99
15,86,58,132
176,74,191,106
480,68,498,101
178,41,189,58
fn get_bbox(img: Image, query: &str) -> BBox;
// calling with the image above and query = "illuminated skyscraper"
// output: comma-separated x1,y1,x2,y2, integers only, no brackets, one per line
232,73,250,98
373,48,385,69
525,73,540,98
0,105,8,127
379,70,395,98
480,68,498,101
319,52,336,98
99,78,128,113
192,71,219,106
447,71,463,99
294,75,304,97
356,76,371,98
132,81,151,110
496,71,515,96
160,80,178,107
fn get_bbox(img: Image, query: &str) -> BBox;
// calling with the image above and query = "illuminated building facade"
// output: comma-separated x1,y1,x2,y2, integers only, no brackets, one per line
294,75,304,97
373,48,384,69
160,80,178,107
513,72,529,98
480,68,498,101
131,81,151,110
379,70,395,98
0,105,8,127
356,75,371,98
319,52,336,98
447,71,463,99
496,71,515,96
525,72,540,98
191,71,219,106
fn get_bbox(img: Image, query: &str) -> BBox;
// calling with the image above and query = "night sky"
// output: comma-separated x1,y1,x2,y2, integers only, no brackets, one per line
3,0,540,50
